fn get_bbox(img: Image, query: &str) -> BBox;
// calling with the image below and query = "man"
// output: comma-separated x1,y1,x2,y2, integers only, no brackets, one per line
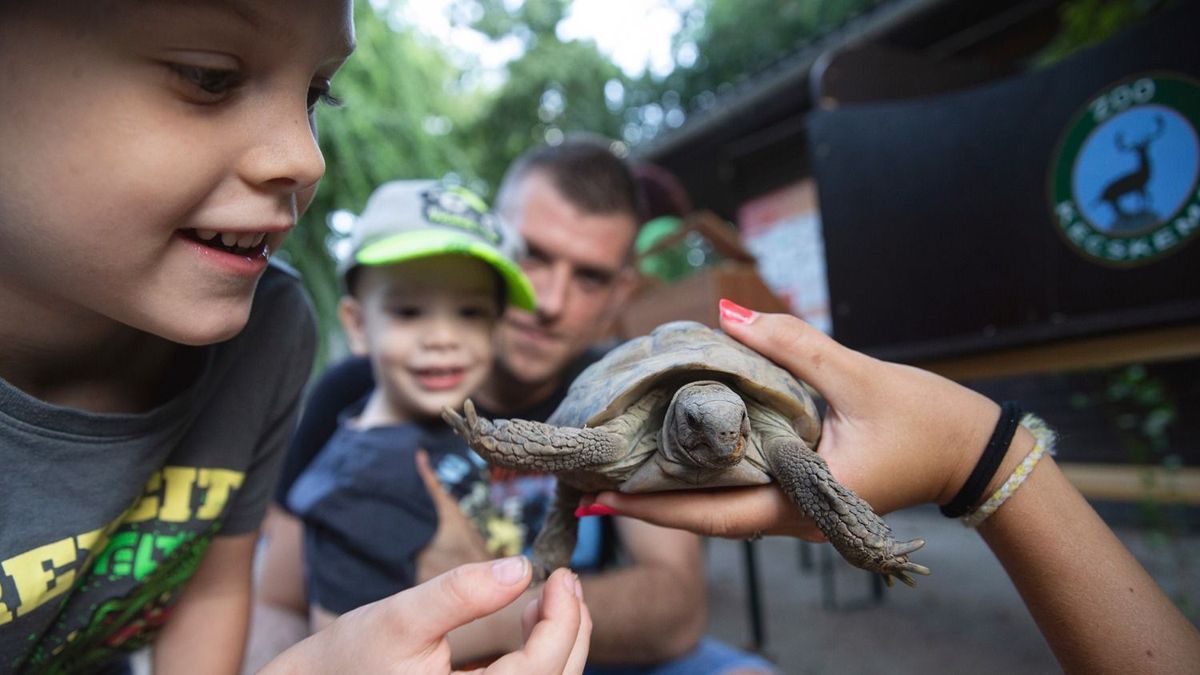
249,137,774,674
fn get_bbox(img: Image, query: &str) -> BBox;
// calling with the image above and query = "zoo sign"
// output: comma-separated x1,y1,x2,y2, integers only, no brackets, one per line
1049,74,1200,267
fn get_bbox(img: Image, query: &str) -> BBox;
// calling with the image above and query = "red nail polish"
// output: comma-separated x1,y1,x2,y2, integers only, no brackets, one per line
576,504,619,517
719,298,756,325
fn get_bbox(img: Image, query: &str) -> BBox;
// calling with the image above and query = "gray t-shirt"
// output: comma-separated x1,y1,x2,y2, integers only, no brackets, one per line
0,264,315,673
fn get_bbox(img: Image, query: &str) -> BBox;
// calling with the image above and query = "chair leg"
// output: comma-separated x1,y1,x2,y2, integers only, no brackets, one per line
819,544,838,610
742,540,767,652
797,540,814,571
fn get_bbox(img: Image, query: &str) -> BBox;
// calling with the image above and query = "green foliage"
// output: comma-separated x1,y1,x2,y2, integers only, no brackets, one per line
464,39,627,188
624,0,883,142
450,0,628,189
1071,364,1184,532
1032,0,1173,67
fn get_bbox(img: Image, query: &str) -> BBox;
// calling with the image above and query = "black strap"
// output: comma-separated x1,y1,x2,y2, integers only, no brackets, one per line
940,401,1022,518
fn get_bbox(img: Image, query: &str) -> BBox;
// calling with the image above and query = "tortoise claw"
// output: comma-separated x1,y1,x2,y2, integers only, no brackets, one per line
893,538,925,556
880,558,930,588
441,405,468,438
464,398,479,428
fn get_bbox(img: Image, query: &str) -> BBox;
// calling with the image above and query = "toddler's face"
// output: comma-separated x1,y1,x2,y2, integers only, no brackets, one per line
0,1,354,346
342,256,501,423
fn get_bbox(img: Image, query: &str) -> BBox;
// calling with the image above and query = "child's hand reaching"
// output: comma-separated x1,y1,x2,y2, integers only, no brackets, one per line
263,559,590,674
414,450,492,583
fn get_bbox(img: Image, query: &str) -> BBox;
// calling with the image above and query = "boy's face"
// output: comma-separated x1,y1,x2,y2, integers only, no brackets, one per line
0,1,354,346
339,256,500,423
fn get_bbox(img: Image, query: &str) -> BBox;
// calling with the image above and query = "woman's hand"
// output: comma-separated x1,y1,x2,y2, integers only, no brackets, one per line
262,559,591,674
582,300,1004,540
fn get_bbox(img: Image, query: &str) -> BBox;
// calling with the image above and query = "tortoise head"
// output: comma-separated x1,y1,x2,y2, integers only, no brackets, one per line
665,380,750,468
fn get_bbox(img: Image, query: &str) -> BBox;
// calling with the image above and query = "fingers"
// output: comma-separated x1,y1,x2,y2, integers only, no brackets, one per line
718,300,869,411
381,557,532,641
415,449,447,499
587,486,817,540
488,568,588,674
563,594,592,675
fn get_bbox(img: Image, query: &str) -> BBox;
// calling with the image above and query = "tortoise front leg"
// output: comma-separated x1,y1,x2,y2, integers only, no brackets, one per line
528,483,583,581
443,400,627,471
764,436,930,586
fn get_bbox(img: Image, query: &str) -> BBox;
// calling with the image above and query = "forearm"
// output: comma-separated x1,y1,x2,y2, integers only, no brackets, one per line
155,534,256,674
244,508,311,672
577,562,707,664
980,452,1200,674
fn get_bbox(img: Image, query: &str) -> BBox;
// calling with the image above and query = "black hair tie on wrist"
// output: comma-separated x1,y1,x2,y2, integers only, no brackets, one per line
940,401,1022,519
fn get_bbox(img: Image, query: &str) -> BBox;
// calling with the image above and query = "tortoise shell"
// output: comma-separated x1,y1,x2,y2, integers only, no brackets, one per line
548,320,821,446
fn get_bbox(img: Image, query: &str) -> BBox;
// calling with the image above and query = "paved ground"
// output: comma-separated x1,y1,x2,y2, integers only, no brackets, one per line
701,504,1200,674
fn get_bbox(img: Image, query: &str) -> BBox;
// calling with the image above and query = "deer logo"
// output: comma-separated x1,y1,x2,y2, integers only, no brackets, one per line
1093,115,1166,231
1050,74,1200,267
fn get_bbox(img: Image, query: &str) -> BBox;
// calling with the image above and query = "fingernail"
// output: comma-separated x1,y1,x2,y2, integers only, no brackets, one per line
571,574,583,599
492,556,528,585
719,298,757,325
575,504,619,517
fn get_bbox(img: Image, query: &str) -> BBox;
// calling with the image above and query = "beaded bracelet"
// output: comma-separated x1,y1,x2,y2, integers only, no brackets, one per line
961,413,1058,528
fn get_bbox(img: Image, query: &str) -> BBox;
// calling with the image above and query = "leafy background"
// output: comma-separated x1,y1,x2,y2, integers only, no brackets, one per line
279,0,1161,366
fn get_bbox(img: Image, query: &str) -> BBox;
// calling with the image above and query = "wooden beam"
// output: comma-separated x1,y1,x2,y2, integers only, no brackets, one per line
1060,462,1200,505
913,325,1200,381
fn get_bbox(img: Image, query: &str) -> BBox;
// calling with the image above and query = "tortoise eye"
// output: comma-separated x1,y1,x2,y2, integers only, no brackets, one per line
685,410,699,427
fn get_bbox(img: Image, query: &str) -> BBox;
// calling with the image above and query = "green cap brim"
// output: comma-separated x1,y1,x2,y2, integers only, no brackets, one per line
355,230,537,311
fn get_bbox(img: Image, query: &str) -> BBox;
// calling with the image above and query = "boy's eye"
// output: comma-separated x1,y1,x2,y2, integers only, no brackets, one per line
169,64,244,101
388,306,421,319
459,305,494,320
307,81,344,113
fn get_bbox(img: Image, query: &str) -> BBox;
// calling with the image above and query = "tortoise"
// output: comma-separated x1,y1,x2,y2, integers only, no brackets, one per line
442,320,929,585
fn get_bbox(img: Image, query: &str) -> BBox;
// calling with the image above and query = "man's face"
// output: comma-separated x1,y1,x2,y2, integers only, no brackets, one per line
495,171,638,387
340,256,499,423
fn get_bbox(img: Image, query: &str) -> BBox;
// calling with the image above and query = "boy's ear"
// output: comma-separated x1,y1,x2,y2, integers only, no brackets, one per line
337,296,371,356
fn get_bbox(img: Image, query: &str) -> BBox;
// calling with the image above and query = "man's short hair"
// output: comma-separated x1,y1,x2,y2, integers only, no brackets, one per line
496,134,641,222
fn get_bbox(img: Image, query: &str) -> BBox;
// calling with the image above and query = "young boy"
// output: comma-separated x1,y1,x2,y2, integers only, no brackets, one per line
285,180,537,630
0,4,587,674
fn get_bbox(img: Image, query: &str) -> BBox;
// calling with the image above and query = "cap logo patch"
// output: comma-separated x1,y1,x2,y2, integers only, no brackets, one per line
422,186,504,246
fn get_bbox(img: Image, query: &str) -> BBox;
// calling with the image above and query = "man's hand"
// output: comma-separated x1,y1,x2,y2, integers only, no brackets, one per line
262,559,591,674
414,450,492,583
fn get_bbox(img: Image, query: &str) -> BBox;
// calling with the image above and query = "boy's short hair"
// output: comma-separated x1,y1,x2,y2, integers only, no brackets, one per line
495,135,642,222
341,180,535,310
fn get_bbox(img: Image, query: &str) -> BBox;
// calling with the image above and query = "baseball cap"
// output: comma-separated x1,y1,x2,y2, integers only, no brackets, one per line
340,180,536,311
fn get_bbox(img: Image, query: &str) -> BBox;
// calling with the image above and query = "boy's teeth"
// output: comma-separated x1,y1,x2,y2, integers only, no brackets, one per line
236,233,261,248
196,229,219,241
220,232,240,247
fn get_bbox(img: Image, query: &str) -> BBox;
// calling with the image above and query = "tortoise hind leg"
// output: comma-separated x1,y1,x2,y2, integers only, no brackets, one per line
764,436,930,586
528,483,583,581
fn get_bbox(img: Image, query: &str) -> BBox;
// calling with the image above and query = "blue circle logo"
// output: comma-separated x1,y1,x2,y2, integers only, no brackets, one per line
1073,106,1199,234
1050,74,1200,266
